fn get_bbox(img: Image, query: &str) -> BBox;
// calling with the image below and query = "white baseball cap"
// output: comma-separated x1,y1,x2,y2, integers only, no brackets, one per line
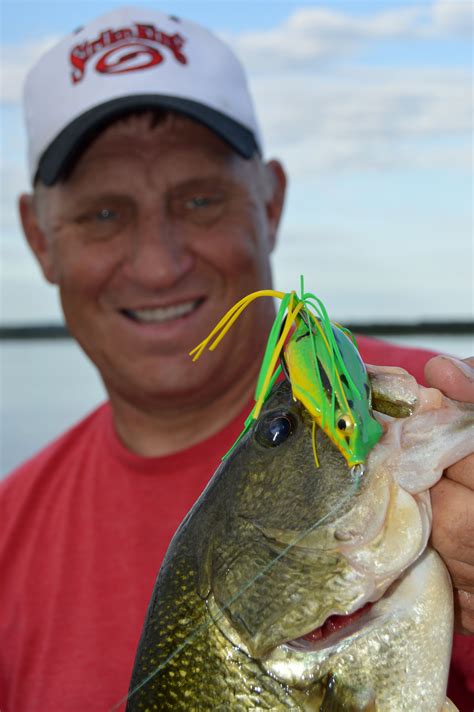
23,5,263,185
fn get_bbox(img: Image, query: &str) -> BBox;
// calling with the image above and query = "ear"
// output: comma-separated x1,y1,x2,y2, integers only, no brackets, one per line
18,193,58,284
264,160,287,252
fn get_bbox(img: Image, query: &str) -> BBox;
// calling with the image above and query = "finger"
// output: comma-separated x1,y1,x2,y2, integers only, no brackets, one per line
448,558,474,634
425,356,474,488
431,477,474,633
453,588,474,635
430,477,474,573
442,453,474,489
448,559,474,633
424,355,474,402
440,555,474,594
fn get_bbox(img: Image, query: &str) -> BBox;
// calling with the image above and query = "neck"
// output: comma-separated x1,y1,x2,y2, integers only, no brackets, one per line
106,364,260,458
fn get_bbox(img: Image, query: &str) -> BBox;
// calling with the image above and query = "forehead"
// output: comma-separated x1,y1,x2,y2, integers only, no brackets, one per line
69,111,241,180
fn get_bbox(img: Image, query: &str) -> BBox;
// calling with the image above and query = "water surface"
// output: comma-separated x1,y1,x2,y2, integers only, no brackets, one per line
1,335,472,477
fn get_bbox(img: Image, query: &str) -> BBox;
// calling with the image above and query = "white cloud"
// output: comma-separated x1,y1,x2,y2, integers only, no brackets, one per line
225,2,471,73
1,4,471,179
3,2,470,108
219,3,474,172
251,66,471,172
0,2,471,325
430,0,474,39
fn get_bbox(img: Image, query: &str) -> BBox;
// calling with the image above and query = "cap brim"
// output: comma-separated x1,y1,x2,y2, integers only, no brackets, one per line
36,95,260,185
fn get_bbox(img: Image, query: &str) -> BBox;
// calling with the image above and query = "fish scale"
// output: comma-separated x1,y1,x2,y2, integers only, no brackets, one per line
128,550,304,709
126,384,362,709
125,375,472,710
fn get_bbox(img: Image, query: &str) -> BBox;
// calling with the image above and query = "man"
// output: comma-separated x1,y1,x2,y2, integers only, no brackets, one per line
1,6,472,711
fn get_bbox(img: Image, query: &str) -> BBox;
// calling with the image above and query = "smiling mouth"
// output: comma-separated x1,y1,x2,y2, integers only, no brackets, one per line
122,299,203,324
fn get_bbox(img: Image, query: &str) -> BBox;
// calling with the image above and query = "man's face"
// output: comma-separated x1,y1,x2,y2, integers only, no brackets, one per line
23,114,285,410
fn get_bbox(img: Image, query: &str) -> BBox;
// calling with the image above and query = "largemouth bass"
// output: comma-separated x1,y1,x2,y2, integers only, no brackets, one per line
125,364,473,710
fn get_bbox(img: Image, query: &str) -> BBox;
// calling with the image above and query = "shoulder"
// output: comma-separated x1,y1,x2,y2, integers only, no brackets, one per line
356,334,438,385
0,403,112,571
0,402,109,507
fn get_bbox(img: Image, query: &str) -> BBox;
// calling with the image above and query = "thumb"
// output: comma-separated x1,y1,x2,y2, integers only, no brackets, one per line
424,355,474,403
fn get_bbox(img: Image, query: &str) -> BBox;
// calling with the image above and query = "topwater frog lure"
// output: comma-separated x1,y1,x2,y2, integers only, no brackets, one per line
190,279,383,470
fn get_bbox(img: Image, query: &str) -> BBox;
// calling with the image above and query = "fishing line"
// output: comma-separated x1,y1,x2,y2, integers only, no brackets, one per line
111,469,363,711
113,282,375,708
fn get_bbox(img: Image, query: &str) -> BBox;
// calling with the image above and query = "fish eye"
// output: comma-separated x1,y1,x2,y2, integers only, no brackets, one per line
256,414,294,448
337,415,354,433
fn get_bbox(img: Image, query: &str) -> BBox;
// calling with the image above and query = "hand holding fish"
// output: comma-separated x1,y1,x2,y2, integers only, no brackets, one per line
426,355,474,635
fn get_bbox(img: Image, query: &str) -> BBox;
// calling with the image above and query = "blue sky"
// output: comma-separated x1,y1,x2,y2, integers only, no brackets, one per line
1,0,472,324
4,1,444,37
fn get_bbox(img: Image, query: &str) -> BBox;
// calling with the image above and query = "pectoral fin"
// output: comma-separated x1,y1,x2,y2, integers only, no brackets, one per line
319,673,376,711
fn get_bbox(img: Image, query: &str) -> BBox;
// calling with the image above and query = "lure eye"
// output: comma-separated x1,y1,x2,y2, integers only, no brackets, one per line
256,414,294,448
337,415,354,434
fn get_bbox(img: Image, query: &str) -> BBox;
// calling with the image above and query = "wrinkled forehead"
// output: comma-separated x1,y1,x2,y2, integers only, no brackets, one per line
33,110,268,211
41,108,245,186
93,109,237,152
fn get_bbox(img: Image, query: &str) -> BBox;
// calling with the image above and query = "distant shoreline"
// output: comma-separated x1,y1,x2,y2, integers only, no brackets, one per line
0,321,472,340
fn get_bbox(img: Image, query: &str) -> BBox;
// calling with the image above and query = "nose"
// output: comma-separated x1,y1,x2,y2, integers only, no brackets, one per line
122,215,194,289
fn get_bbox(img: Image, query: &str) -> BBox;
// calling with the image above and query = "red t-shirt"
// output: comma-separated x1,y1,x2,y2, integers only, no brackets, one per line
0,337,472,711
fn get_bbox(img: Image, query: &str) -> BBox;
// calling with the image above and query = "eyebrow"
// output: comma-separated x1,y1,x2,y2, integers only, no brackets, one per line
167,174,237,196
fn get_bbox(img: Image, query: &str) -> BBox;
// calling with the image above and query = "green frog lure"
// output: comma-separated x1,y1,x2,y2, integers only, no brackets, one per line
190,279,383,473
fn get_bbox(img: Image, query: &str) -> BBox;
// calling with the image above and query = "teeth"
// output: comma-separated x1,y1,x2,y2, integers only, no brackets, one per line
126,300,198,323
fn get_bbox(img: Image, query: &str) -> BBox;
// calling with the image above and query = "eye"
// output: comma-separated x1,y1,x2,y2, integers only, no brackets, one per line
336,415,354,434
185,196,211,209
256,414,294,448
96,208,116,221
170,185,226,225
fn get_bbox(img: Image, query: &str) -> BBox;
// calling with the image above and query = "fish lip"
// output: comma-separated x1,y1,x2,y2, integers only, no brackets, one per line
282,559,420,655
284,601,377,653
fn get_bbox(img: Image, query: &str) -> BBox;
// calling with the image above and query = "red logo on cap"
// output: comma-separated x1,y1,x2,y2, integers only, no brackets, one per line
95,44,164,75
70,23,187,84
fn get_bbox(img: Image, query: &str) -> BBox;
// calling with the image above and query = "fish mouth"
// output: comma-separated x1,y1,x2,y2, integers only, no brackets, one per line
121,298,204,324
286,601,375,652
